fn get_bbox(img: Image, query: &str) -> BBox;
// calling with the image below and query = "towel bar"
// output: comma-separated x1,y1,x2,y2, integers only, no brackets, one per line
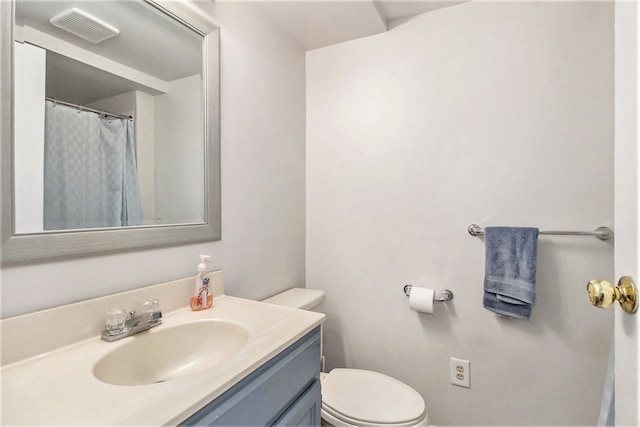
467,224,613,240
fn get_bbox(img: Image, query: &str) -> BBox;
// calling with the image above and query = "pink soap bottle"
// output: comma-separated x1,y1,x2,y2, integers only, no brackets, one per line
190,255,213,311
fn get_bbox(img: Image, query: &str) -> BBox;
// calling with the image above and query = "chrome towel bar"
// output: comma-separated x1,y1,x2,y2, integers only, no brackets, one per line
467,224,613,240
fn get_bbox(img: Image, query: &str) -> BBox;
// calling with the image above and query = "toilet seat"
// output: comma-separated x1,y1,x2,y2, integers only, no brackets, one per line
320,369,429,427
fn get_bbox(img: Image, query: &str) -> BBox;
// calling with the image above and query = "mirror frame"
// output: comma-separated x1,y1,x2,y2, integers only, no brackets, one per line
1,0,221,265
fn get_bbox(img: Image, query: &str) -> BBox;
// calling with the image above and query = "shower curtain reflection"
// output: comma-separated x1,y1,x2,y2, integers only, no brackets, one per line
43,100,141,230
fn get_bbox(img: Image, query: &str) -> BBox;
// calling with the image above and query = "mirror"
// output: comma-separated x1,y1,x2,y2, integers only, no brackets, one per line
1,0,220,265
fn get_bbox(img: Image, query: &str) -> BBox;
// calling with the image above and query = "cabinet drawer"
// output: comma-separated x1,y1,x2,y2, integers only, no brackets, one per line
273,379,321,426
180,326,321,426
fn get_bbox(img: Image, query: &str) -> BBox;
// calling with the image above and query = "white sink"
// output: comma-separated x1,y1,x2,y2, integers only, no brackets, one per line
93,320,249,386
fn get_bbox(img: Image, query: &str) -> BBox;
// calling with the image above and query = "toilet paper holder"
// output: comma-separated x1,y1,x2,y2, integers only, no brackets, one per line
403,284,454,302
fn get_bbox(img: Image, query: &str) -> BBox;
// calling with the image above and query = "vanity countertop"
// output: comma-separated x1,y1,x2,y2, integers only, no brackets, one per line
0,295,325,425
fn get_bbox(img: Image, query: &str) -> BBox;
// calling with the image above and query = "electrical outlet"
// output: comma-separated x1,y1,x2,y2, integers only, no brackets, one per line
450,357,470,388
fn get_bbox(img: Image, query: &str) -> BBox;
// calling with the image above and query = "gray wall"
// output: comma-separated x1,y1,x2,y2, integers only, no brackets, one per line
306,1,614,425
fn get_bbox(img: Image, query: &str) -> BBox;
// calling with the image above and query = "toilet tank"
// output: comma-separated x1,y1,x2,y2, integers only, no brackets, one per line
262,288,325,312
263,288,326,372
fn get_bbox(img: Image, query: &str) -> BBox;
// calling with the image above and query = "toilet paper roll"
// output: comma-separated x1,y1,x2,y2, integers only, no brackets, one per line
409,287,435,314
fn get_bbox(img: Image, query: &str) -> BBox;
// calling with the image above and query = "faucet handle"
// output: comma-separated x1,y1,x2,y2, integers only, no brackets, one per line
105,308,127,336
142,298,160,314
142,299,162,327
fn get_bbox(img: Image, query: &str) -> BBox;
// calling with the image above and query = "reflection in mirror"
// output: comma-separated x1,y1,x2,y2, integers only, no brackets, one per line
1,0,221,265
14,0,204,233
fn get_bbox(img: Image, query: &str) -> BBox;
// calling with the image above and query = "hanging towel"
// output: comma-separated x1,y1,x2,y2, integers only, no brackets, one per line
482,226,539,319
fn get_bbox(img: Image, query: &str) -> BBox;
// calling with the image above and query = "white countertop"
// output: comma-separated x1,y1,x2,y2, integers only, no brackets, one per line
0,295,325,425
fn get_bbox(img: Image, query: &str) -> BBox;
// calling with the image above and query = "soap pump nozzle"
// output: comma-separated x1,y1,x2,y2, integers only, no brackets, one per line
198,254,211,277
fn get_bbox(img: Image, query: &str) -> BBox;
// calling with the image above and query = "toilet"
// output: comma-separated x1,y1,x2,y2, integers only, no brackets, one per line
263,288,430,427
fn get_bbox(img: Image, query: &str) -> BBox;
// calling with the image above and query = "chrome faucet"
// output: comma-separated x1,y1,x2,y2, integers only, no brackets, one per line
101,300,162,342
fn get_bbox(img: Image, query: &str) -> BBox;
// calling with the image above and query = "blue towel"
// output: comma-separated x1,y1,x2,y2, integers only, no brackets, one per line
482,226,539,319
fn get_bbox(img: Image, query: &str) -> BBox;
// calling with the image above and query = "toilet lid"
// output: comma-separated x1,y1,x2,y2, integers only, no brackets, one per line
321,369,426,425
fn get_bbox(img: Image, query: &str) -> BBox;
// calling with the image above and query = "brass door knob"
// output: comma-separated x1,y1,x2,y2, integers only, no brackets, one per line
587,276,638,314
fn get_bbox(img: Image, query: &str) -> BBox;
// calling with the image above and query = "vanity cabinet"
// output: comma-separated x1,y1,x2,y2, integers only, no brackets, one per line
180,326,321,426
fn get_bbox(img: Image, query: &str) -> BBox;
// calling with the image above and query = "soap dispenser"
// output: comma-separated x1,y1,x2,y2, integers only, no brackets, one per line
190,254,213,311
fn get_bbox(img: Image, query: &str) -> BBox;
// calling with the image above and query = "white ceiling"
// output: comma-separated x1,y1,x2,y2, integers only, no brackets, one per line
15,0,202,82
13,0,465,105
376,0,467,22
15,0,203,105
251,0,467,51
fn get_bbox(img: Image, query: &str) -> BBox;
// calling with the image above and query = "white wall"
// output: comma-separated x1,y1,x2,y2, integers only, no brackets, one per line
87,91,135,117
13,41,45,234
1,1,306,318
154,74,204,224
134,91,156,224
306,2,614,425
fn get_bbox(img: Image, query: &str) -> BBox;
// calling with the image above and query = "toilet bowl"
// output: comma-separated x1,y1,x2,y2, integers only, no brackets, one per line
321,368,429,426
263,288,430,427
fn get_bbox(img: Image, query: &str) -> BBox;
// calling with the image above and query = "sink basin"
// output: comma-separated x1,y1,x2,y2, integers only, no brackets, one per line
93,320,249,386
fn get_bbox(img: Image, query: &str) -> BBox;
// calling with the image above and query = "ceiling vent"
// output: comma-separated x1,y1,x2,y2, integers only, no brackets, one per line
49,8,119,44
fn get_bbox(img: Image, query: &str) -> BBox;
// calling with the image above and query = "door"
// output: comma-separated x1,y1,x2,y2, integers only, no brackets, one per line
614,1,639,424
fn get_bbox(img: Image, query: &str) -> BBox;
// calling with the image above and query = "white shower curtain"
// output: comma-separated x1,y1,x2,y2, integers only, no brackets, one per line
43,100,141,230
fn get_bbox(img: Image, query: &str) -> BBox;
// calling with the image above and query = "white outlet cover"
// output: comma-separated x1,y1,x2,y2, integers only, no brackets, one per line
450,357,470,388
